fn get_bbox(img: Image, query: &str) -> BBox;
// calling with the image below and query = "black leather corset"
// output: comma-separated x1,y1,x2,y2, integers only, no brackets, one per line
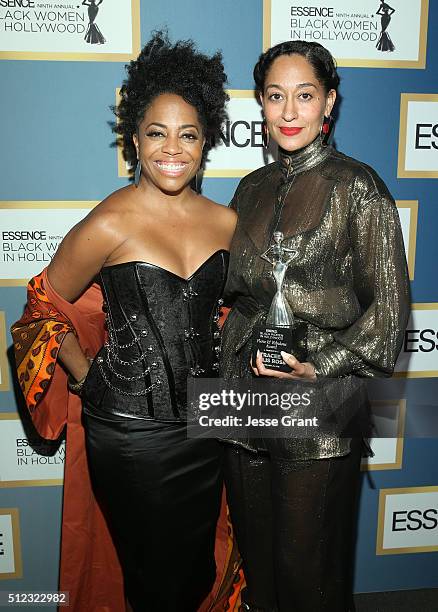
82,250,229,421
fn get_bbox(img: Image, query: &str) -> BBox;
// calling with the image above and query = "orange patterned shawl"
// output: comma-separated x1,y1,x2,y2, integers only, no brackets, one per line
12,272,73,421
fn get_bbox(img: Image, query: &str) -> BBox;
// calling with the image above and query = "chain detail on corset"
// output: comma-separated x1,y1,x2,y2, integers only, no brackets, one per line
105,340,152,365
104,350,150,380
96,356,161,396
99,301,155,394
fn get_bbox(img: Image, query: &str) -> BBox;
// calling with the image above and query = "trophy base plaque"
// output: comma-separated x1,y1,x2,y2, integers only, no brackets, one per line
252,323,307,373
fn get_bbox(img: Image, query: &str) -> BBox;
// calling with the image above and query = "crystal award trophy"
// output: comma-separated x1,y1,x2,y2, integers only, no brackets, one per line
252,231,307,372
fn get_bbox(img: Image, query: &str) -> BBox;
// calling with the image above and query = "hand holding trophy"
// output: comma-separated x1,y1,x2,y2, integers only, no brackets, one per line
252,231,309,374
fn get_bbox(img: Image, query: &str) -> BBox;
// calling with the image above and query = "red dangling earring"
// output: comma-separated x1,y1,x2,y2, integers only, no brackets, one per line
320,115,334,145
262,119,270,148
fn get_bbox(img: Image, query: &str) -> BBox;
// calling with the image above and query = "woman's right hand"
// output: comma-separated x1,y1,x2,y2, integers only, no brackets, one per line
251,350,317,380
58,332,92,382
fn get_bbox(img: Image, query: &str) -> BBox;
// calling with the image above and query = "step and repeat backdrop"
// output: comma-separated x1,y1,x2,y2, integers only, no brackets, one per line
0,0,437,605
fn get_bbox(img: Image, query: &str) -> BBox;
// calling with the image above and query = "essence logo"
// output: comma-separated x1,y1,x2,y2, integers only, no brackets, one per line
290,6,334,17
2,231,47,240
398,94,438,178
415,123,438,150
404,329,438,353
218,120,264,149
0,1,35,7
392,509,438,532
394,304,438,378
377,487,438,554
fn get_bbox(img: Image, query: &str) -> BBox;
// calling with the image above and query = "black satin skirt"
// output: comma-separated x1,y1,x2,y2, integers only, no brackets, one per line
83,404,223,612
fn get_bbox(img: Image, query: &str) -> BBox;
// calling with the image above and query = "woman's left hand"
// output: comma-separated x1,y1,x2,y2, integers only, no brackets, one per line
251,350,317,380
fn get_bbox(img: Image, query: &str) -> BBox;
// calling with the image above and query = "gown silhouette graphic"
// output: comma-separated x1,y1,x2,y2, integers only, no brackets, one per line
83,0,106,45
376,1,395,52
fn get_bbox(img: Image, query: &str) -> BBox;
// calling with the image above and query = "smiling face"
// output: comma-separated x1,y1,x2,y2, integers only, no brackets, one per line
132,93,204,194
260,53,336,153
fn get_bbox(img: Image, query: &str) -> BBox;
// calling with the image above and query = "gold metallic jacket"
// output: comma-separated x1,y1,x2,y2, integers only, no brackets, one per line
220,138,410,459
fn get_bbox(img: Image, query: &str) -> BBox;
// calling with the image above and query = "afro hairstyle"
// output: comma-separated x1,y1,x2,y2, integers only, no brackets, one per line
114,30,229,175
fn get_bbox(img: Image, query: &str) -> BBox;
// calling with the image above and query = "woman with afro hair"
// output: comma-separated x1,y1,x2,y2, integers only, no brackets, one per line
12,31,236,611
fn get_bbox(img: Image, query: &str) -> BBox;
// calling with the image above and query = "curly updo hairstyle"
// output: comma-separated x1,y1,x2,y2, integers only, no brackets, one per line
253,40,340,95
114,30,228,175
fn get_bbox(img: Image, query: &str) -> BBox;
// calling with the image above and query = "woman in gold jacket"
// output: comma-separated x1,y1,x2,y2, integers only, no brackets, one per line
220,40,410,612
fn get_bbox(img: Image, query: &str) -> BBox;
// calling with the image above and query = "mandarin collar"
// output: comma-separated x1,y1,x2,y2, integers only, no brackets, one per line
279,137,332,180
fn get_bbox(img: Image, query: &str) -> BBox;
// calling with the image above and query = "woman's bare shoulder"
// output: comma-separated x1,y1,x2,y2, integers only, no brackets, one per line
194,196,237,249
69,186,139,245
198,195,238,224
90,185,136,220
46,186,138,300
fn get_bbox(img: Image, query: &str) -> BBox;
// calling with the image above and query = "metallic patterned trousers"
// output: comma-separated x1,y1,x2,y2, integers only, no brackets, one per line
224,439,362,612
